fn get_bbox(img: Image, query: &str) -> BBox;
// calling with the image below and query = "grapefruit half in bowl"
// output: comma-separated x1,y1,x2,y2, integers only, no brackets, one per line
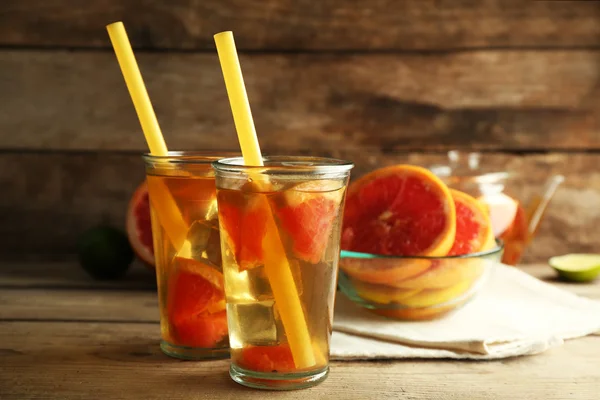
341,165,457,257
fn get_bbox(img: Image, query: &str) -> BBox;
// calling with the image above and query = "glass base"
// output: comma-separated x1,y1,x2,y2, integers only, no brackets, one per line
160,340,229,360
230,363,329,390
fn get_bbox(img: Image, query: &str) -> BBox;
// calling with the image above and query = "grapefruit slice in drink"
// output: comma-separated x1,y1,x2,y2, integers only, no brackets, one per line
167,258,228,347
217,188,269,271
173,310,228,348
237,344,296,373
341,165,456,257
126,181,155,266
219,180,345,268
447,189,496,256
274,180,344,264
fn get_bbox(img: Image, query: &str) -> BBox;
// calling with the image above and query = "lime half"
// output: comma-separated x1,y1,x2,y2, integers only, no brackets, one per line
77,226,134,280
549,254,600,282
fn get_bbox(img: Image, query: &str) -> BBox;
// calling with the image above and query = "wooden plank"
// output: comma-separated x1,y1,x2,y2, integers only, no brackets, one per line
0,261,156,290
1,51,599,152
0,321,598,399
0,287,159,322
0,152,144,258
0,264,596,324
1,0,599,50
0,151,597,263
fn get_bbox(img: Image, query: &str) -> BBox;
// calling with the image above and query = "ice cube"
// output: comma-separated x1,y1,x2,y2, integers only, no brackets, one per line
187,220,212,252
227,301,277,347
245,267,274,301
205,224,222,267
186,220,222,267
204,199,219,221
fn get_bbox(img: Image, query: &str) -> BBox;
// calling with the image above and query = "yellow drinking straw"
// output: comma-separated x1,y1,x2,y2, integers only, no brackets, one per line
107,22,189,252
214,31,316,369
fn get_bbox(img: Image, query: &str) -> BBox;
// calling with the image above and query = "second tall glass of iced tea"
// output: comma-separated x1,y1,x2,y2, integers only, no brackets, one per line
144,152,236,360
213,156,353,390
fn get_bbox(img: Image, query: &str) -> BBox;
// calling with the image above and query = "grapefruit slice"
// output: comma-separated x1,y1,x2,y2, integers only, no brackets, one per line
175,256,225,291
126,181,155,266
341,165,456,257
447,189,496,256
173,310,228,348
237,344,295,373
477,193,519,237
353,278,473,308
391,279,473,308
167,258,228,347
386,259,484,290
351,279,421,304
274,180,344,264
217,188,269,271
339,257,432,285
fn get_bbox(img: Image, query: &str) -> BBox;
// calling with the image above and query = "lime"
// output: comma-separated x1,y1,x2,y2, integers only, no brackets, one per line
77,226,134,280
549,254,600,282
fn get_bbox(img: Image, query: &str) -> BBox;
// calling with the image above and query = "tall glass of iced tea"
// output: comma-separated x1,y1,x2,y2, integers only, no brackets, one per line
144,152,236,360
213,156,353,389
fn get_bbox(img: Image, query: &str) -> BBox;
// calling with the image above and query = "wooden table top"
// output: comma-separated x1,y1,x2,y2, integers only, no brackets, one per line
1,261,599,399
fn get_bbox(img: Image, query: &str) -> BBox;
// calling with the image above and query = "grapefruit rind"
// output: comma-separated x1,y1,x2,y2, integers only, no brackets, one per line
339,258,432,285
175,257,225,291
448,189,496,256
386,258,485,290
126,181,155,266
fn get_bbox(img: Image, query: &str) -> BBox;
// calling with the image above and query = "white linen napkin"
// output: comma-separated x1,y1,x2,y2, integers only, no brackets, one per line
330,263,600,360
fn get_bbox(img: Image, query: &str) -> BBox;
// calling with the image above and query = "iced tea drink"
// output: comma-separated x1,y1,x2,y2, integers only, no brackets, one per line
144,152,235,360
213,156,353,389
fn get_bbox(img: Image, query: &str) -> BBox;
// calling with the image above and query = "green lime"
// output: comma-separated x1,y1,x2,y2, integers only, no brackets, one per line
77,226,134,280
549,254,600,282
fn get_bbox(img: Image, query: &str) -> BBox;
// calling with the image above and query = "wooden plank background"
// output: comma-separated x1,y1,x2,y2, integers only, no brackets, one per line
0,0,598,262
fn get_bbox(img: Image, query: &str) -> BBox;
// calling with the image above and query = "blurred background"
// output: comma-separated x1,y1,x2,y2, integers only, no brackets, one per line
0,0,598,264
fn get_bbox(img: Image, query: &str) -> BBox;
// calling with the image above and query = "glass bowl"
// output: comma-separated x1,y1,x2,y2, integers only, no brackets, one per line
338,242,503,321
428,151,563,265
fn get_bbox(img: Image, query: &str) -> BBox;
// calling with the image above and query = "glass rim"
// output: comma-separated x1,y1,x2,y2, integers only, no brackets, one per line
431,169,514,183
212,156,354,174
143,151,240,165
340,239,504,260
